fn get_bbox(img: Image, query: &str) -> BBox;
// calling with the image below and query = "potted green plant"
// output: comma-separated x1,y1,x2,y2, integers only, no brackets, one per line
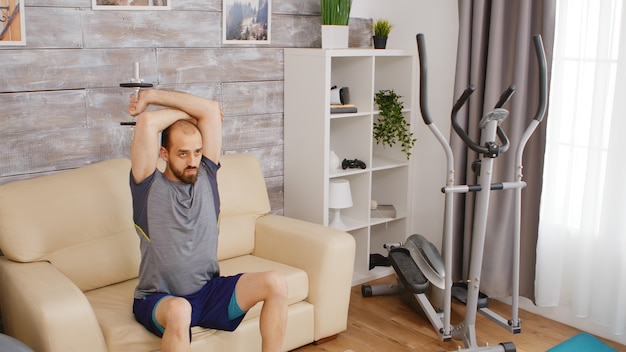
373,89,416,159
320,0,353,48
372,19,392,49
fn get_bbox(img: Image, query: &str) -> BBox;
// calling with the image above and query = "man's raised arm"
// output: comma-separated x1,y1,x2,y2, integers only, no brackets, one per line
129,106,191,184
130,89,223,164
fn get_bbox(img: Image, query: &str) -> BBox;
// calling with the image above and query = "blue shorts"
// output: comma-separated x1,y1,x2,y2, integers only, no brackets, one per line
133,274,246,338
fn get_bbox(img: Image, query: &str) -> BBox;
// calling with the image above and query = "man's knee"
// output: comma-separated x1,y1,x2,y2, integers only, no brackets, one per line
236,271,288,309
160,297,192,328
265,271,288,298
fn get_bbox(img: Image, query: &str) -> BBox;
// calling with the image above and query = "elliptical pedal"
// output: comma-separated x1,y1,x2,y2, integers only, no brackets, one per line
451,282,489,309
388,248,429,294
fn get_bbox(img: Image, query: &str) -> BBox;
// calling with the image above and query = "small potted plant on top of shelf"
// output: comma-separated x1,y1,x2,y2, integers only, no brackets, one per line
372,18,393,49
321,0,353,49
373,89,416,159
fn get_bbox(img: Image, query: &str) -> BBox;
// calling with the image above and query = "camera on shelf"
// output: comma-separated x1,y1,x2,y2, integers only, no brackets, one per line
342,158,366,169
330,86,350,105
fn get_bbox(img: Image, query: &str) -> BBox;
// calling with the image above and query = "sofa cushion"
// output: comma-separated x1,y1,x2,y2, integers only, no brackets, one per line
86,279,223,352
218,254,310,304
85,255,309,352
85,279,162,352
0,159,139,292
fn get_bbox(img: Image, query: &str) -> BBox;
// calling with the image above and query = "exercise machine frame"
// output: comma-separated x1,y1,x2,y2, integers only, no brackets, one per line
363,33,547,352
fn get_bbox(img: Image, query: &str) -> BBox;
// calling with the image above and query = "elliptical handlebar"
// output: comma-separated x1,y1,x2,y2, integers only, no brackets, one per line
449,85,517,157
416,33,548,156
532,34,548,123
450,85,487,154
416,33,433,126
494,86,516,154
494,85,516,108
417,33,495,156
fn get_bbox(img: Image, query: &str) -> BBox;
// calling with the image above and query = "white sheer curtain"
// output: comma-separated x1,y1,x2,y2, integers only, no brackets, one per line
536,0,626,336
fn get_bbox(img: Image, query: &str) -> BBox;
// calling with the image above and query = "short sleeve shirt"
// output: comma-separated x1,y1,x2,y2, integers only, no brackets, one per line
130,156,221,299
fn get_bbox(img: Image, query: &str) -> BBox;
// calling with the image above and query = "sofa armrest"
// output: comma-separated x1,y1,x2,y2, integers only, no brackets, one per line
0,258,108,352
253,215,355,341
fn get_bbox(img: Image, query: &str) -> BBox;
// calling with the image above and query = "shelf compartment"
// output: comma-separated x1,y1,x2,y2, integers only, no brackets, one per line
374,55,415,101
370,220,409,257
331,56,374,113
330,115,372,170
372,111,416,162
328,172,370,227
371,166,409,220
350,228,371,284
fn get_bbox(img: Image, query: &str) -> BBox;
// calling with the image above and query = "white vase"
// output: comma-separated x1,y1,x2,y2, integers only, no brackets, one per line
321,25,349,49
329,150,340,170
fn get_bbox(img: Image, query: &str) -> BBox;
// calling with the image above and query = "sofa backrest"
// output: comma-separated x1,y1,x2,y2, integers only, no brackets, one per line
0,154,271,292
216,154,271,260
0,159,139,292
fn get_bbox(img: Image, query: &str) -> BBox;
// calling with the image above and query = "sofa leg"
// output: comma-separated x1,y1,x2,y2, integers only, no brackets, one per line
313,334,338,345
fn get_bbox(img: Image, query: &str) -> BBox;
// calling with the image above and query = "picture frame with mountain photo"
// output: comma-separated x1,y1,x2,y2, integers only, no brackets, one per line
223,0,271,44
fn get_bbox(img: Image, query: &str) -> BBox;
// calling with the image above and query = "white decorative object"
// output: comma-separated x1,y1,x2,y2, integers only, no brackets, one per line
321,25,349,49
329,150,340,170
328,179,353,229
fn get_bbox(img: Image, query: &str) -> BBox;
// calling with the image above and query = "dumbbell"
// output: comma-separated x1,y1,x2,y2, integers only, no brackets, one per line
120,62,153,126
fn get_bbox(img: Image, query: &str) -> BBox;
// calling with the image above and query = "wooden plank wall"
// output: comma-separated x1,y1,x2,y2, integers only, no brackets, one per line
0,0,373,214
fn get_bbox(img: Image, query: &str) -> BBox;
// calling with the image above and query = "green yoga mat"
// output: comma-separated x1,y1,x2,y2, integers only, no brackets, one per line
547,333,618,352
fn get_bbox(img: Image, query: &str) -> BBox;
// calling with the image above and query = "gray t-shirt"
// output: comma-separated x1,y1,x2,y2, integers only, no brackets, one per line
130,157,221,299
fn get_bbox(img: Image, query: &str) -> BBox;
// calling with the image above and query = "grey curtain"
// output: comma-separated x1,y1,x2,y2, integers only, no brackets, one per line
452,0,556,300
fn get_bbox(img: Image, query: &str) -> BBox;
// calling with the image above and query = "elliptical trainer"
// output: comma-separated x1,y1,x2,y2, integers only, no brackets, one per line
362,33,548,352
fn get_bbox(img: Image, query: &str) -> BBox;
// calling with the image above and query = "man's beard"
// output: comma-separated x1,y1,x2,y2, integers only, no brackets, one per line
171,165,198,184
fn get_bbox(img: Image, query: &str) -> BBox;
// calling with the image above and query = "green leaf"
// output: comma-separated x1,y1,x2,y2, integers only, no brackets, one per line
373,89,416,159
321,0,353,25
373,19,393,37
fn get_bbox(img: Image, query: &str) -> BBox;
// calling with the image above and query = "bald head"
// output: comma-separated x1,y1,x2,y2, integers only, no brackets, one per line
161,119,201,151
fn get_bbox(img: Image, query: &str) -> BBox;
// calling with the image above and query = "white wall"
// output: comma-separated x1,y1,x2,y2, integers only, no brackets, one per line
352,0,459,247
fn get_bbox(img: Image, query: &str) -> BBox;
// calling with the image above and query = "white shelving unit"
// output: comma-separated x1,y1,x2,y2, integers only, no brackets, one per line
284,48,416,285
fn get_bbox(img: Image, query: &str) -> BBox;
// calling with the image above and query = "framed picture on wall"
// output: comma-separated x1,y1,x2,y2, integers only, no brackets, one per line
0,0,26,46
92,0,171,10
223,0,271,44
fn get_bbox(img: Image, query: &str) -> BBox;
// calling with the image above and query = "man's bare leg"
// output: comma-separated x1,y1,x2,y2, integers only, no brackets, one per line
155,297,192,352
235,271,288,352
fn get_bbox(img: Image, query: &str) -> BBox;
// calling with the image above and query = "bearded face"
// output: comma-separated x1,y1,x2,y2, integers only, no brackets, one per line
160,121,203,185
169,162,199,184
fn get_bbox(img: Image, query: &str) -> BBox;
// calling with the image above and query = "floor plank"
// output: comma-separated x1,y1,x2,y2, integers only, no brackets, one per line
293,275,625,352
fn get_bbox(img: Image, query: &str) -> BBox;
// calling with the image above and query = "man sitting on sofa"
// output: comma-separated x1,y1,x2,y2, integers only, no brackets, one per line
128,88,288,352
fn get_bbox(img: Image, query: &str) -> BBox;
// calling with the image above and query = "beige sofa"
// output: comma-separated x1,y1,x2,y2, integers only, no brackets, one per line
0,154,355,352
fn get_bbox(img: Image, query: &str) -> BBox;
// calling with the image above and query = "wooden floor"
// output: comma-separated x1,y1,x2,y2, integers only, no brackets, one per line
293,275,625,352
